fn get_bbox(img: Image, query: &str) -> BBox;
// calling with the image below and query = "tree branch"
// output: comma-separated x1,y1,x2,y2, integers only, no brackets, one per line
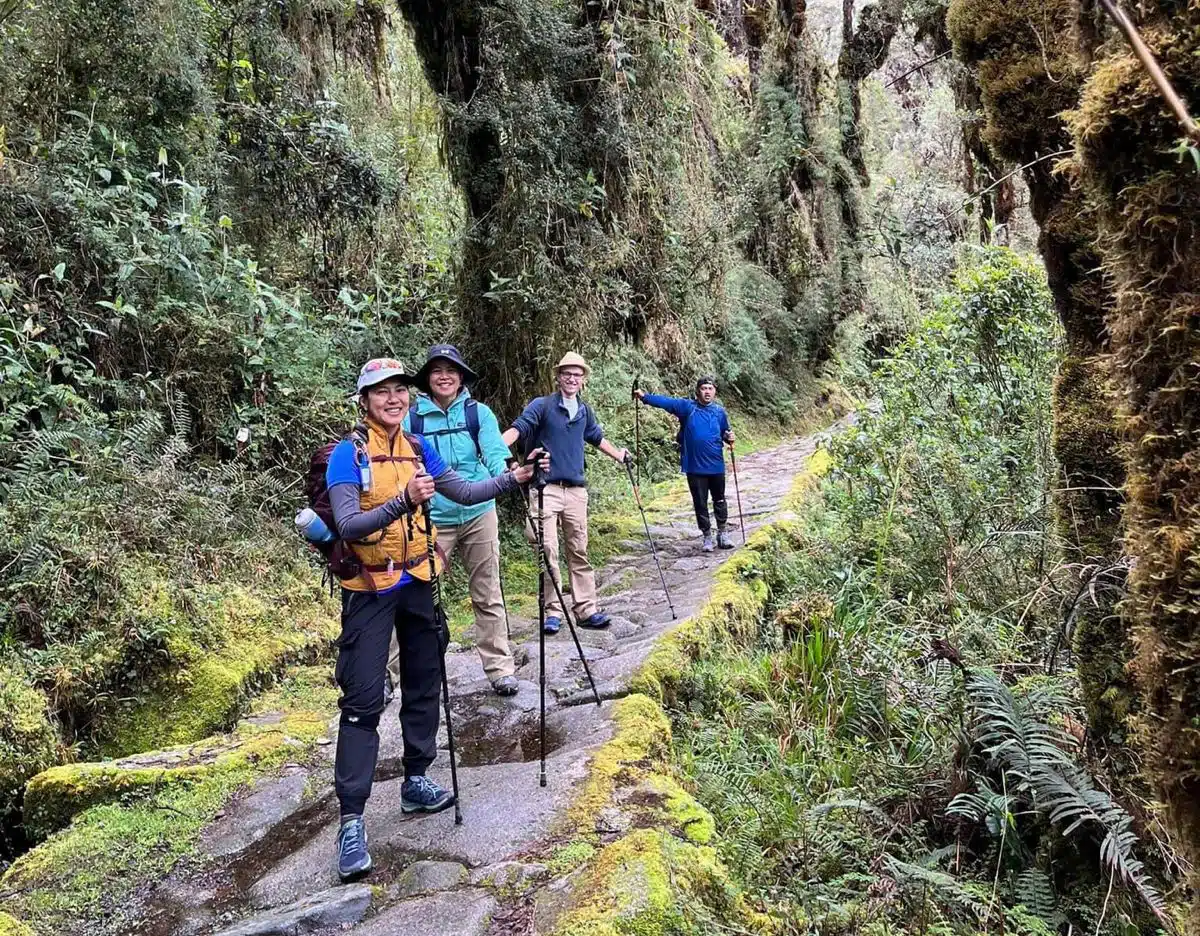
1097,0,1200,143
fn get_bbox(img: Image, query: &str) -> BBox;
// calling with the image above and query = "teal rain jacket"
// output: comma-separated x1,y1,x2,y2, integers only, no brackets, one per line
404,389,513,528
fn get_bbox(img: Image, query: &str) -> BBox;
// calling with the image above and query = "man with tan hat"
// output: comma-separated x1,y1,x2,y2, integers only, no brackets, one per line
501,352,629,633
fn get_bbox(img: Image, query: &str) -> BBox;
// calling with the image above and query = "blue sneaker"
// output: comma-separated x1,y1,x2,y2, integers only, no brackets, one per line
543,616,562,635
580,612,611,629
401,775,455,814
336,816,372,881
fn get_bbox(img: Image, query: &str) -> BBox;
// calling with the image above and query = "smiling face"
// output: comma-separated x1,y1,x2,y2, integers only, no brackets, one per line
363,377,411,432
428,361,463,407
697,382,716,404
557,367,586,398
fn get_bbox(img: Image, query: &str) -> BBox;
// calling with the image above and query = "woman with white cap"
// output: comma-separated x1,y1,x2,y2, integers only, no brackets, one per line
327,357,545,882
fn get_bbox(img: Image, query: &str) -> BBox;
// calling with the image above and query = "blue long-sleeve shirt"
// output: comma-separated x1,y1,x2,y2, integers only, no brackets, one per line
642,393,730,476
509,392,604,485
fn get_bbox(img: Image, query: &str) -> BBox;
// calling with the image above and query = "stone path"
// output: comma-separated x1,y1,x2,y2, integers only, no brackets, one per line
131,426,840,936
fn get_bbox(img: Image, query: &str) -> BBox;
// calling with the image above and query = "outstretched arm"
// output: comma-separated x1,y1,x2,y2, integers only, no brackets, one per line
636,391,692,419
329,483,412,540
503,397,544,450
597,438,629,464
433,466,519,505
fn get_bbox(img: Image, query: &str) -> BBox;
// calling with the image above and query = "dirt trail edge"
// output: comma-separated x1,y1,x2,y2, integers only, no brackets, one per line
135,423,847,936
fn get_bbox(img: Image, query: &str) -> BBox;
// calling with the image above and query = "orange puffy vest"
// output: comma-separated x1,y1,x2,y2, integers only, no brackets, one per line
342,420,444,593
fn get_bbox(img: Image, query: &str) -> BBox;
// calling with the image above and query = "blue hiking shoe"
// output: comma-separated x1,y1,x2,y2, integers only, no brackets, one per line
336,815,372,881
580,612,611,629
401,775,455,814
543,616,562,635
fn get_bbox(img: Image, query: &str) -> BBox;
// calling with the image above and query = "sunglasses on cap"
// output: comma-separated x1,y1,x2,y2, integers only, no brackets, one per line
363,358,405,373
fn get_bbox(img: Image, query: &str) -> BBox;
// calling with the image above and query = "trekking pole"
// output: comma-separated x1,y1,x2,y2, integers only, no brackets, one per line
497,559,512,641
521,468,602,711
622,456,676,620
421,502,464,825
728,441,747,545
533,477,549,788
632,376,641,487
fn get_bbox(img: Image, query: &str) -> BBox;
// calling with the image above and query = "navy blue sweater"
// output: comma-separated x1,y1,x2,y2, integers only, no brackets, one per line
510,392,604,485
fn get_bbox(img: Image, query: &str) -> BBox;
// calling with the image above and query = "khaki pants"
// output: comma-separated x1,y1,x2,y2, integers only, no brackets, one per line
387,509,514,686
527,484,598,621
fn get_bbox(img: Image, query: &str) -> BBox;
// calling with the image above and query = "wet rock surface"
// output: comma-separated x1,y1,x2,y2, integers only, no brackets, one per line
122,430,837,935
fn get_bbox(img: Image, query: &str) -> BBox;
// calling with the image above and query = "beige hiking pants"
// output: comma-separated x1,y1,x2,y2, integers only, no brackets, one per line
387,508,514,687
527,484,598,621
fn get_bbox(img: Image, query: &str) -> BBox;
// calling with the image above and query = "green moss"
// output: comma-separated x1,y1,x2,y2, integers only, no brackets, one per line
0,669,331,934
1066,6,1200,915
23,760,209,841
100,577,337,757
549,829,769,936
548,840,599,876
0,664,60,817
0,913,35,936
643,774,716,846
569,694,672,833
631,523,805,706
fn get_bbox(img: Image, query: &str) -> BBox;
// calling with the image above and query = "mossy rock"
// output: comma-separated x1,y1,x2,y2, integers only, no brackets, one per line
99,578,337,758
23,755,213,841
1,700,328,931
0,664,61,817
549,828,770,936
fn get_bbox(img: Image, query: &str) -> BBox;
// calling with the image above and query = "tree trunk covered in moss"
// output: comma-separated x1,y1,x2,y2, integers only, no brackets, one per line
1067,4,1200,912
838,0,903,183
911,2,1014,242
395,0,745,417
947,0,1130,741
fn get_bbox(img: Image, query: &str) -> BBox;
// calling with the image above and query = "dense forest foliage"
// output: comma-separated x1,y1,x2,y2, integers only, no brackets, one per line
1,0,1198,933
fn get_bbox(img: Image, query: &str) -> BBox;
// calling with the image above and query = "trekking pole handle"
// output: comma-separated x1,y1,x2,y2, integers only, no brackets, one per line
530,446,550,489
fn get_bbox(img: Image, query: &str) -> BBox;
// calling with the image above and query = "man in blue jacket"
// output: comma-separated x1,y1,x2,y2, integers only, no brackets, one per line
634,376,735,552
387,345,520,696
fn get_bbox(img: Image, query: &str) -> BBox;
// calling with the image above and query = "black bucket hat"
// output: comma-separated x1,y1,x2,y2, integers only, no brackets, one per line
414,344,479,395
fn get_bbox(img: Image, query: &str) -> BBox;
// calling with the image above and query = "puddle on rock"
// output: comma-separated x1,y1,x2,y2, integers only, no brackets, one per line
453,712,566,767
375,692,568,771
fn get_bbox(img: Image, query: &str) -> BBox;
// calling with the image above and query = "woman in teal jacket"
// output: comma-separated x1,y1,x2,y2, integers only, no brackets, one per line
389,344,520,696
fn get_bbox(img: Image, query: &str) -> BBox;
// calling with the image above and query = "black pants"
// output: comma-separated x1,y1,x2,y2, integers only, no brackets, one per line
687,472,728,534
334,580,446,816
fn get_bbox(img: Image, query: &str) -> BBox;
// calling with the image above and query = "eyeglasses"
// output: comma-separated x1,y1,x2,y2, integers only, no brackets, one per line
559,370,585,380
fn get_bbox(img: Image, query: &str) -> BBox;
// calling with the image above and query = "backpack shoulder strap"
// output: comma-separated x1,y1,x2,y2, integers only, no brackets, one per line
404,431,426,469
408,409,425,435
463,398,483,462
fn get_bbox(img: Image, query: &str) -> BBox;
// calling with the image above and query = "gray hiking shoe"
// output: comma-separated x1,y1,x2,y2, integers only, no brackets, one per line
401,775,455,814
492,675,519,696
336,815,372,881
717,531,735,550
702,533,715,552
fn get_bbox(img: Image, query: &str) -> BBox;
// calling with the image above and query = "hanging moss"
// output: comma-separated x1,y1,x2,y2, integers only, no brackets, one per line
1067,6,1200,916
947,0,1131,741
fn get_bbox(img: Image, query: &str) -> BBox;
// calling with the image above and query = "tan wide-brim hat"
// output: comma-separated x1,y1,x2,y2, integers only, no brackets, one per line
555,351,591,377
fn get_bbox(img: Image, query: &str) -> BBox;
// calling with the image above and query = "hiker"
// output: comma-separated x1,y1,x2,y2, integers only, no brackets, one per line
500,352,630,634
634,376,735,551
326,357,547,881
383,344,521,698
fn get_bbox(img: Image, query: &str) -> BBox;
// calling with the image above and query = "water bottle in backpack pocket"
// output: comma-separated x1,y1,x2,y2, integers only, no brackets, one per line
295,507,334,543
